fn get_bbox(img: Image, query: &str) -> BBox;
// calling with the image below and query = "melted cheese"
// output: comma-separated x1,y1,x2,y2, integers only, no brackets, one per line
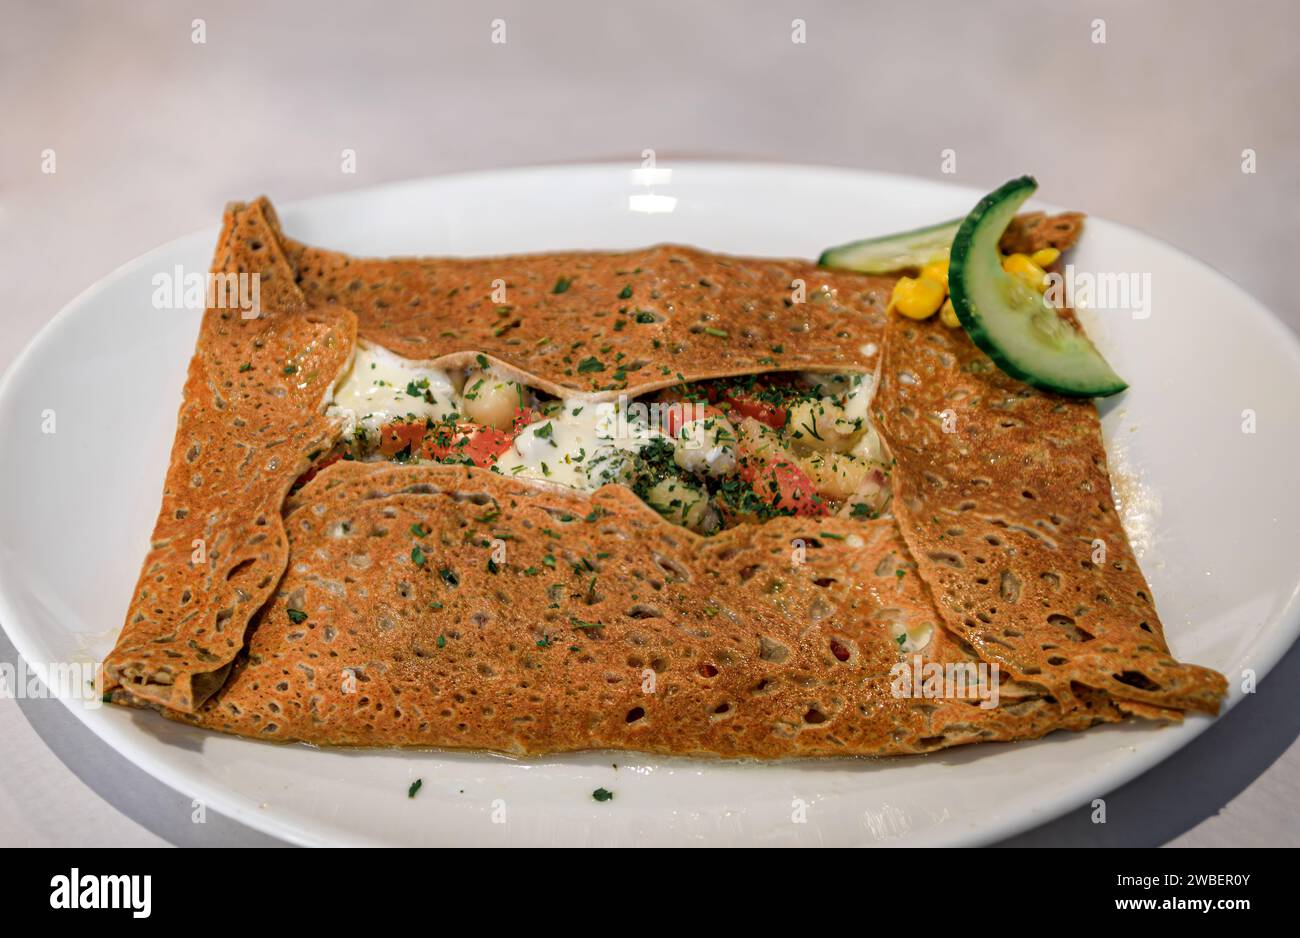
328,344,459,438
495,401,664,491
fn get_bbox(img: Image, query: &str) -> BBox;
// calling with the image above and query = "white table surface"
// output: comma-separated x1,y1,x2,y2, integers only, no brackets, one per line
2,0,1297,848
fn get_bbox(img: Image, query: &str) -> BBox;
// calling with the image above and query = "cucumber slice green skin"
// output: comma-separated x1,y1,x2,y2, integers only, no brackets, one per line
948,176,1128,398
818,217,962,274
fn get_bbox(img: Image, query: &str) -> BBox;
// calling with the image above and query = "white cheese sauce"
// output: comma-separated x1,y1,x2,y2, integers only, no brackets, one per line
328,343,460,438
494,401,665,491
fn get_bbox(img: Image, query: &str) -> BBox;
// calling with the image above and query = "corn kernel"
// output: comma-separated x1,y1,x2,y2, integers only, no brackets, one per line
939,298,960,328
890,276,946,320
1002,253,1048,292
1030,247,1060,268
920,260,950,290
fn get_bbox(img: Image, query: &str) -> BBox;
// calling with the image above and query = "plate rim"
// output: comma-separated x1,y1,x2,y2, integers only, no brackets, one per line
2,160,1298,847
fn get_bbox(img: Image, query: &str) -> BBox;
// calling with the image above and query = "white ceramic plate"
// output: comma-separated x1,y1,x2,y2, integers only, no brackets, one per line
2,163,1298,847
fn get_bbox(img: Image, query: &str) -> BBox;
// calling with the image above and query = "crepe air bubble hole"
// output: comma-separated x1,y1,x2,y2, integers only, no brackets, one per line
758,636,789,663
803,707,828,725
226,558,256,581
1113,670,1161,692
625,706,646,723
829,639,851,662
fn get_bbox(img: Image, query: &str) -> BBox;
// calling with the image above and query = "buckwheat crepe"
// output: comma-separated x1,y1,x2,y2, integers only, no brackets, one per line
103,197,1225,756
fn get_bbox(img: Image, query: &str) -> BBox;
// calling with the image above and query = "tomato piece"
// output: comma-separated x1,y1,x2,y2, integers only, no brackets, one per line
378,421,427,457
420,423,513,467
662,401,723,437
737,455,829,517
719,392,787,431
511,406,540,431
701,380,789,431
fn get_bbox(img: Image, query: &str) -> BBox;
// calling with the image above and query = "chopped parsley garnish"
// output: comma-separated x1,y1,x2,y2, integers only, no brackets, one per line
286,608,308,624
552,276,573,294
408,779,423,798
411,546,426,566
439,567,459,586
576,356,605,373
592,788,614,802
618,284,633,299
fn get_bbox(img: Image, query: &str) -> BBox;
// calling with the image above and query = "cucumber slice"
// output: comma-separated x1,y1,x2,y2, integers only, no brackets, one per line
818,217,961,274
948,176,1127,398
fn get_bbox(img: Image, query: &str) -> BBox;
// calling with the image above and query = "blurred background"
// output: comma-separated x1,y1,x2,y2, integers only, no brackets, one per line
1,0,1297,846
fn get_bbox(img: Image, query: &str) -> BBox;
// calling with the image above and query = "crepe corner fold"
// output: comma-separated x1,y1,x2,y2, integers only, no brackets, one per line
872,313,1227,717
103,199,357,711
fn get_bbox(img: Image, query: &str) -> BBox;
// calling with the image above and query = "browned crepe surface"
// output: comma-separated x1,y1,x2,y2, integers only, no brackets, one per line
106,194,1224,754
276,220,894,398
131,461,1139,756
872,314,1226,714
103,202,357,710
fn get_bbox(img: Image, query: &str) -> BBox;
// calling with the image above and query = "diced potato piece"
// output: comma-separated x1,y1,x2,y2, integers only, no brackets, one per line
461,369,525,430
644,477,719,534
